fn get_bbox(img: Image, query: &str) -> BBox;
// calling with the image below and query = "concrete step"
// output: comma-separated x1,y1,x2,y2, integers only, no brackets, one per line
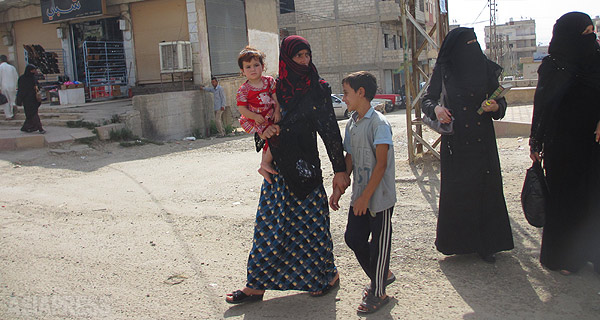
0,118,85,127
0,126,96,151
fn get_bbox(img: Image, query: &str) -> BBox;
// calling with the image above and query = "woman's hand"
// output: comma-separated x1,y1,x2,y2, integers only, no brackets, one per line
333,172,350,193
480,99,499,113
595,120,600,143
434,105,452,124
530,151,542,162
258,125,280,140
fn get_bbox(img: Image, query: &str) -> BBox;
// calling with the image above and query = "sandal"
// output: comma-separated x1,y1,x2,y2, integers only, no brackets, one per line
310,276,340,297
225,290,264,304
357,293,390,314
362,273,396,299
559,270,572,276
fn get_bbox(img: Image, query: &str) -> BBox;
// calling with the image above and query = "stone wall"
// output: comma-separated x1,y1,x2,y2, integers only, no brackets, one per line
133,91,211,140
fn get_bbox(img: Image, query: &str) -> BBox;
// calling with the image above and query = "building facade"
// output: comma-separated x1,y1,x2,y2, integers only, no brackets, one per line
484,18,536,77
278,0,430,94
0,0,279,102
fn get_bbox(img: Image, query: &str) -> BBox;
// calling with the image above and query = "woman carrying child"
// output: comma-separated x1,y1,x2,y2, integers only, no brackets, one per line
226,36,349,304
236,47,281,180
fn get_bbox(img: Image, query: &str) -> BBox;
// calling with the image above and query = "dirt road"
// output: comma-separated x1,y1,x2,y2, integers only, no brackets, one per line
1,111,598,319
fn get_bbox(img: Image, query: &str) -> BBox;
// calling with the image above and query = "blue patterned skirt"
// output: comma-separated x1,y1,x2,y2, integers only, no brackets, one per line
246,173,337,292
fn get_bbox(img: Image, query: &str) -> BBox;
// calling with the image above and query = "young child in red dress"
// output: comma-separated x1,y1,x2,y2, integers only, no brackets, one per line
236,47,281,181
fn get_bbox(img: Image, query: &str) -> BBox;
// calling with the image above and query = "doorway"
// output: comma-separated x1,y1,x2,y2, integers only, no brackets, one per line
70,18,123,82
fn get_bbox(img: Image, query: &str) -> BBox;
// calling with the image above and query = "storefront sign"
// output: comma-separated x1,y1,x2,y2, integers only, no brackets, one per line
41,0,106,24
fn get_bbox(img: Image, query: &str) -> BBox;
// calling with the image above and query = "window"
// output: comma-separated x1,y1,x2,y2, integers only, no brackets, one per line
384,33,390,49
205,0,248,75
392,35,397,50
419,0,424,11
280,0,295,14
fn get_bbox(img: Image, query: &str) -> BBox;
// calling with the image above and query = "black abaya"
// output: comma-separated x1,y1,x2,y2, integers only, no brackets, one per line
530,12,600,273
17,65,43,132
422,28,514,256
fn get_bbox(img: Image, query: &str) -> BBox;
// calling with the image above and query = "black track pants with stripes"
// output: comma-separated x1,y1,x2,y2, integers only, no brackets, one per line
344,206,393,297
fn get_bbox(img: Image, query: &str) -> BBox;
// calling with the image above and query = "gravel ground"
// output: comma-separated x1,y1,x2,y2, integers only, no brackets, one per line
1,110,599,319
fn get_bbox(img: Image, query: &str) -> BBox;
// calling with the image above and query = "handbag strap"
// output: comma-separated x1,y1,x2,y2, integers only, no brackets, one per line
440,76,448,108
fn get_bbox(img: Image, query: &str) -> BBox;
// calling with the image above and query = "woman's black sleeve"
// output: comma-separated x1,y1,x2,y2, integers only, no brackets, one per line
421,66,443,119
529,60,554,153
314,84,346,173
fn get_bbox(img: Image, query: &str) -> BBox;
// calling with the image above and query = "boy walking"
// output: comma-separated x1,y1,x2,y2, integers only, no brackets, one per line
330,71,396,314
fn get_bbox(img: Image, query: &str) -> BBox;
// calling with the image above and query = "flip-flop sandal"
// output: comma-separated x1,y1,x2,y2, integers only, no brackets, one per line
310,277,340,297
362,273,396,298
357,294,390,314
225,290,264,304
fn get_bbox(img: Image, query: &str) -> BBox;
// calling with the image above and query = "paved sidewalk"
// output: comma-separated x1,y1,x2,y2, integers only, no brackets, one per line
494,104,533,137
0,98,133,151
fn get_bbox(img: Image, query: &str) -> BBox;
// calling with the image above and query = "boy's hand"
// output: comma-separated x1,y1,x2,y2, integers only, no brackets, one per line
273,109,282,123
353,196,369,216
329,187,343,211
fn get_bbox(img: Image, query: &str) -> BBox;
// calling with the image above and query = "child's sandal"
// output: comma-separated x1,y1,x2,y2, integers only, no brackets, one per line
357,294,390,314
362,273,396,299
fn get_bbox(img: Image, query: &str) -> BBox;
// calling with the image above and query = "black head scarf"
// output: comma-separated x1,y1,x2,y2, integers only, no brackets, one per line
276,35,325,107
18,64,38,91
549,12,599,69
435,27,488,90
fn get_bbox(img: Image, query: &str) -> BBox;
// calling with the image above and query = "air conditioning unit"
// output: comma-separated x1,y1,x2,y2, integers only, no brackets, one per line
159,41,192,73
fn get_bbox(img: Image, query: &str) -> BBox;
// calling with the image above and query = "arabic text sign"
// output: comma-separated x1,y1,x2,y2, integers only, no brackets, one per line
41,0,106,24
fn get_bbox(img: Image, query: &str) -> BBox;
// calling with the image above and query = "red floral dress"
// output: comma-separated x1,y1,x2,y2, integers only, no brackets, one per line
236,75,276,135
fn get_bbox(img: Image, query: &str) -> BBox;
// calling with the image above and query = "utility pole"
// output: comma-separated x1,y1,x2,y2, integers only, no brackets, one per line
489,0,499,64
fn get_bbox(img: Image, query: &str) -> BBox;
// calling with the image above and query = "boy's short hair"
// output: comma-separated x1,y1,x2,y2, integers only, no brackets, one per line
211,76,218,82
237,46,266,70
0,55,7,62
342,71,377,101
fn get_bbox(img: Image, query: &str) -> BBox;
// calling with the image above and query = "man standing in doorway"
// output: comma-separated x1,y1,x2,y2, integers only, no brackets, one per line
201,76,227,137
0,55,19,120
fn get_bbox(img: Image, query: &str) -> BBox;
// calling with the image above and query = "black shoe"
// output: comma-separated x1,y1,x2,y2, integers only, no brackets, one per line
478,253,496,263
38,129,46,134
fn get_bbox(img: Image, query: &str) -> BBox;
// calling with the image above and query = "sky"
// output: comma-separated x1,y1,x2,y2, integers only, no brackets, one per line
447,0,600,48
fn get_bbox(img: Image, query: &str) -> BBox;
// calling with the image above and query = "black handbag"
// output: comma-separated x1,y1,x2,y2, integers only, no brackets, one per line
422,78,454,135
521,161,548,228
0,92,8,105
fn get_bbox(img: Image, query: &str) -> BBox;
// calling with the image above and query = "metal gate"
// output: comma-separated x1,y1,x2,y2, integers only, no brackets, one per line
82,41,128,100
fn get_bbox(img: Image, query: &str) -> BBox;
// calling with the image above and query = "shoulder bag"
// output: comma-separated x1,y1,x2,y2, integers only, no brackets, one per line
35,86,42,103
0,92,8,105
422,79,454,135
520,161,548,227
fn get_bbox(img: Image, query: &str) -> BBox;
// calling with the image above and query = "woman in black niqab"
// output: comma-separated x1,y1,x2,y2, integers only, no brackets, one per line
17,64,44,133
422,27,514,263
529,12,600,275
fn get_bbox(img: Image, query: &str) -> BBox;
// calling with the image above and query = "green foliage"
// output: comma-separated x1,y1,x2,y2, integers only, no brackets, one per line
224,124,235,134
76,136,97,145
66,120,97,130
109,128,138,141
209,121,217,135
192,128,204,139
111,114,121,123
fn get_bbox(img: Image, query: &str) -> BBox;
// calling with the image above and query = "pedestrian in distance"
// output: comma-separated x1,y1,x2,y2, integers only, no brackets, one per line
225,35,350,304
421,27,514,263
235,46,281,182
529,12,600,276
0,54,19,120
329,71,396,314
16,64,45,134
200,76,227,137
